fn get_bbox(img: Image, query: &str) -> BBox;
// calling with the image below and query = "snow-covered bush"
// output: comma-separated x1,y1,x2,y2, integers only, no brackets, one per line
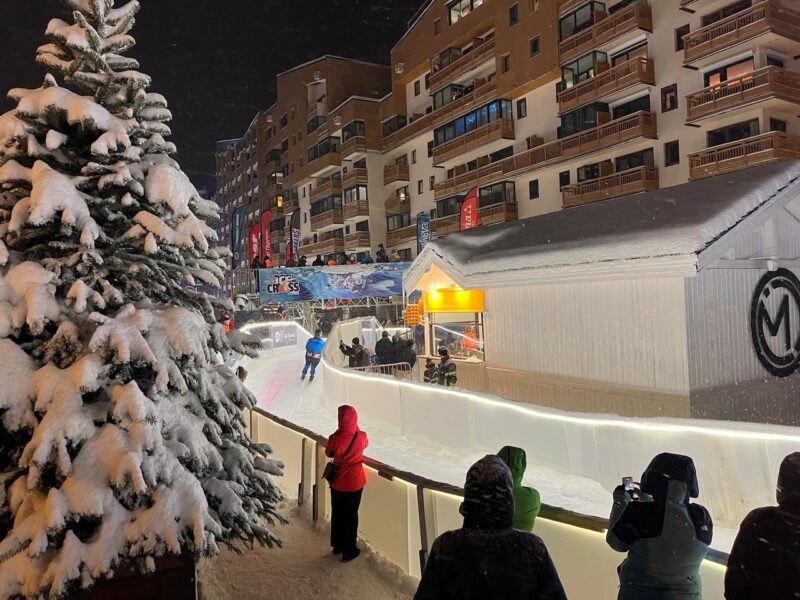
0,1,283,597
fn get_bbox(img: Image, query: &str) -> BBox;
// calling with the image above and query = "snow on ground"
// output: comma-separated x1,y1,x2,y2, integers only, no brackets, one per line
198,502,415,600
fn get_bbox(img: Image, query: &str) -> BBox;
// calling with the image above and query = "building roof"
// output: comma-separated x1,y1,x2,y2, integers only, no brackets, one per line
405,161,800,290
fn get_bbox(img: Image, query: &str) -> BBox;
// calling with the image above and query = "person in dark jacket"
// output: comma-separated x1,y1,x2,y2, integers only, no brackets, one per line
415,455,567,600
725,451,800,599
437,346,457,386
251,256,260,289
339,337,370,368
391,334,405,363
375,331,393,365
298,255,308,267
497,446,541,532
312,255,325,267
396,339,417,370
302,330,325,382
423,359,438,383
376,243,388,263
607,453,712,600
325,405,369,562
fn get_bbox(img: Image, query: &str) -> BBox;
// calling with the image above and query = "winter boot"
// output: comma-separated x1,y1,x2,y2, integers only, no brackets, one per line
309,374,315,382
301,372,306,381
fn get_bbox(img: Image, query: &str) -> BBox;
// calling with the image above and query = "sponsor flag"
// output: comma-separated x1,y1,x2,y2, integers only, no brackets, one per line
260,210,272,264
287,209,301,266
249,222,260,265
416,213,431,255
460,186,479,231
231,206,245,268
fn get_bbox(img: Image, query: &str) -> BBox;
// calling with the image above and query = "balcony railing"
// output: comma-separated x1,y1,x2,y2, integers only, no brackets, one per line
561,111,657,157
432,118,515,165
309,209,344,231
686,66,800,122
386,194,411,215
560,4,653,63
384,163,410,185
344,231,371,249
429,38,496,91
343,167,368,188
309,151,342,177
559,0,592,16
434,162,505,200
431,215,460,237
282,197,299,213
688,131,800,180
310,175,342,201
343,200,369,221
300,236,344,256
383,113,435,152
562,166,659,208
342,135,367,158
386,225,417,247
558,57,655,114
479,201,518,225
683,1,800,64
433,80,498,120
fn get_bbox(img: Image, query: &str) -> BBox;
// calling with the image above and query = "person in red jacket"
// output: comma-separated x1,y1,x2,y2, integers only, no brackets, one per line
325,405,369,561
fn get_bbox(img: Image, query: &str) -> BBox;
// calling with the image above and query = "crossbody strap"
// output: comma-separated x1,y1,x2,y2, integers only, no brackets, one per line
333,431,359,465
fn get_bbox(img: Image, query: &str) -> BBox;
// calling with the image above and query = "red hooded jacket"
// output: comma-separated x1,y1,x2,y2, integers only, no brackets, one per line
325,405,368,492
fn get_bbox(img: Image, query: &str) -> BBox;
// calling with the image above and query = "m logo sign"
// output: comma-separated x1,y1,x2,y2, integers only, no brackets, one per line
750,268,800,377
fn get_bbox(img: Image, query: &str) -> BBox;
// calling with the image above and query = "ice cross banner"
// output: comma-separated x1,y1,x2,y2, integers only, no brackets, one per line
258,263,411,303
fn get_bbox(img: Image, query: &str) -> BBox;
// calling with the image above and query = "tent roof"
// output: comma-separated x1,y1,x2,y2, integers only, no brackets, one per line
405,161,800,290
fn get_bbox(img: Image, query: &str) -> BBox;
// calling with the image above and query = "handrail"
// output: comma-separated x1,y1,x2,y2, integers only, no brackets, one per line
352,361,412,375
558,57,655,113
559,4,652,63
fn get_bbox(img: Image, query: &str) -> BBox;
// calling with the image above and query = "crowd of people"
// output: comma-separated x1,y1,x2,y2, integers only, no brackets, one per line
321,405,800,599
248,243,406,272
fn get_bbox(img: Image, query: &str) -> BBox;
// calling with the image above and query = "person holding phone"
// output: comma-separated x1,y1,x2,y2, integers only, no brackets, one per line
606,453,712,600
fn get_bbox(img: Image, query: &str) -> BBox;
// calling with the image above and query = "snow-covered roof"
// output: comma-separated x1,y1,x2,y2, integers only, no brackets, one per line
405,161,800,290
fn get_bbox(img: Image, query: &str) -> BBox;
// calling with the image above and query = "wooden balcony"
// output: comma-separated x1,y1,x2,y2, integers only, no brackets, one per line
300,235,344,256
310,175,342,201
343,200,369,221
309,151,342,177
429,38,496,91
559,0,591,16
342,135,367,159
384,162,410,186
560,111,657,157
432,118,515,165
386,193,411,215
688,132,800,180
282,197,299,213
431,215,460,237
269,227,287,243
343,167,368,188
686,66,800,123
344,231,371,250
560,4,653,64
432,80,497,121
558,57,655,114
683,1,800,66
562,166,659,208
386,225,417,247
479,201,518,225
310,208,344,231
434,162,504,200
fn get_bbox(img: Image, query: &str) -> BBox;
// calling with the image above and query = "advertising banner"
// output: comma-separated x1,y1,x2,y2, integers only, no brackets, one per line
271,323,298,349
460,186,480,231
260,210,272,264
248,222,260,265
416,214,431,255
286,210,301,266
259,262,411,304
231,206,245,268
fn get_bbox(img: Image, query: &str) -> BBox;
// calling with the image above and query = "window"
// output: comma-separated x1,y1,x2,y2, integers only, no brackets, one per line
383,115,407,137
770,118,787,133
343,185,367,205
430,315,484,361
448,0,484,25
509,3,519,25
767,55,785,68
414,81,421,96
664,140,680,167
502,54,512,73
434,18,442,35
615,148,654,172
704,58,754,87
517,98,527,119
436,196,462,218
612,94,650,119
417,180,423,195
412,150,417,164
559,170,571,189
708,119,759,147
310,195,342,216
560,52,608,89
290,108,296,120
559,2,603,41
427,140,434,157
661,84,678,113
303,212,307,223
307,115,327,134
280,114,288,128
433,100,513,146
578,162,602,182
528,179,540,200
425,73,431,89
342,120,365,142
702,0,752,27
675,25,690,51
611,41,646,67
387,213,411,231
530,36,540,57
430,175,436,191
281,138,289,153
307,136,341,162
558,102,609,138
397,249,412,261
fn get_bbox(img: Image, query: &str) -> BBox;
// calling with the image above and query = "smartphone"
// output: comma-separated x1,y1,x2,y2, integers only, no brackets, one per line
622,477,634,492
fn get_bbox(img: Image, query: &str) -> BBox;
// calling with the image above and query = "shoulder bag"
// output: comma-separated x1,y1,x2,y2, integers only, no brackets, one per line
322,431,359,484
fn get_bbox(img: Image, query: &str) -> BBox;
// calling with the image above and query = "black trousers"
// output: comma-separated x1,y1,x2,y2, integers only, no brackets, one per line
330,488,363,555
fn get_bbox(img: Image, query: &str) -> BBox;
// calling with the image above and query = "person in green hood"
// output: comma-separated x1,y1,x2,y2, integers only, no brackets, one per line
497,446,541,532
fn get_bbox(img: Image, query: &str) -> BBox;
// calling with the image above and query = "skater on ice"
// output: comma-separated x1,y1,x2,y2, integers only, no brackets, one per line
302,329,325,382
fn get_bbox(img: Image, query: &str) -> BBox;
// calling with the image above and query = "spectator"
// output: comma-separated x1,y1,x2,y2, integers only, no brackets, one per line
375,331,393,365
376,244,388,263
415,455,566,600
497,446,541,532
339,337,370,368
389,249,401,262
235,366,248,383
437,346,457,386
265,258,274,268
423,358,438,383
397,339,417,370
251,256,260,289
327,258,337,266
325,405,369,562
391,334,405,363
725,452,800,599
607,453,712,600
360,252,374,265
463,326,480,355
298,255,308,267
312,255,325,267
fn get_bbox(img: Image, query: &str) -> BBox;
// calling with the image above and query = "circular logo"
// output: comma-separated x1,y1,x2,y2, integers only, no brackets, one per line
750,268,800,377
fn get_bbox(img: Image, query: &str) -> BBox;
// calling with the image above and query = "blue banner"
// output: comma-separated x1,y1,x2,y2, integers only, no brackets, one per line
231,206,245,268
417,214,431,255
259,263,411,303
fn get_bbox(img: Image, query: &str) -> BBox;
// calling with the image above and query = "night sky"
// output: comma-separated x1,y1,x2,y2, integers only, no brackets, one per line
0,0,424,187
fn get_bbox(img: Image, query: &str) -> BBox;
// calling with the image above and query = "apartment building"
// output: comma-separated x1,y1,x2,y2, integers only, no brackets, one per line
217,0,800,277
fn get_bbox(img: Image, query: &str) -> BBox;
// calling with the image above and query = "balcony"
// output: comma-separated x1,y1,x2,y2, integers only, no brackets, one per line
559,4,653,64
384,162,410,186
343,200,369,221
282,197,299,213
683,1,800,67
688,131,800,180
344,231,371,251
386,225,417,247
432,118,515,165
686,66,800,123
479,201,518,225
562,166,659,208
342,135,367,159
433,80,498,120
558,57,655,114
559,0,591,16
309,151,342,177
429,38,496,91
432,215,460,237
300,234,344,257
310,208,344,231
343,167,368,188
383,113,435,152
310,175,342,202
434,162,505,200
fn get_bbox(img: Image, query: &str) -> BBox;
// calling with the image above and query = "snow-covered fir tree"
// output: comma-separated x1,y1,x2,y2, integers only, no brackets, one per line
0,1,284,597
